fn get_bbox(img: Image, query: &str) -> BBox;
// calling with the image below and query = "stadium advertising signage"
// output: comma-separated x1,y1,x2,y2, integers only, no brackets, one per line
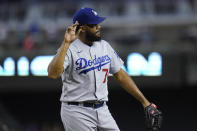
0,52,162,77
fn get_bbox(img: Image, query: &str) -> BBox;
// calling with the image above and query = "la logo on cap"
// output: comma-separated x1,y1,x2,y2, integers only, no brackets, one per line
92,10,98,16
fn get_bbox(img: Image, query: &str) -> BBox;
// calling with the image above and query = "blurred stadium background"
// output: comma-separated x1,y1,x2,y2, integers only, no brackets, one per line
0,0,197,130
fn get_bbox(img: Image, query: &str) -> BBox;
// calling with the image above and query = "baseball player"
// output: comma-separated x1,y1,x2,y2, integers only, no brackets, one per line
48,7,162,131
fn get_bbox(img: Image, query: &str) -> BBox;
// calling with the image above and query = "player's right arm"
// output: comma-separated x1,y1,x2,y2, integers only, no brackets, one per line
48,22,81,79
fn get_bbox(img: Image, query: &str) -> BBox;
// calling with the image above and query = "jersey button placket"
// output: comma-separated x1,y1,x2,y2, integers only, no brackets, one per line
93,45,102,100
89,47,98,99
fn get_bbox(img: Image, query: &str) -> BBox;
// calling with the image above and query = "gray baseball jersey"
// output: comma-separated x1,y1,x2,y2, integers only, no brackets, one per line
60,39,124,102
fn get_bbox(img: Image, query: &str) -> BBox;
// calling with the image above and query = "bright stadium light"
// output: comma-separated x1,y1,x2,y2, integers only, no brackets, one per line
17,56,29,76
30,55,53,76
0,57,15,76
126,52,162,76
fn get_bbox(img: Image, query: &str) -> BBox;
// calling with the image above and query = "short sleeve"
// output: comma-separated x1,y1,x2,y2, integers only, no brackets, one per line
63,49,72,70
104,41,124,74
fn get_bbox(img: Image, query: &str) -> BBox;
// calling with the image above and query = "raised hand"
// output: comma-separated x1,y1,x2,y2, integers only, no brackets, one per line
64,21,81,44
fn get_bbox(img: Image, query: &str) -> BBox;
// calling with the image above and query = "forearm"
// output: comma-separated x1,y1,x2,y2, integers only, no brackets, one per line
114,69,150,108
120,76,150,107
48,40,70,79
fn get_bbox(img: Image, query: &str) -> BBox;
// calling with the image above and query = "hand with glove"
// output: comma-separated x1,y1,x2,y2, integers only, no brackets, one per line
144,103,162,131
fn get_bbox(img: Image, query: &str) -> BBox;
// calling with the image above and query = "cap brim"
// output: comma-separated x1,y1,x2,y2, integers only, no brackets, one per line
89,17,106,24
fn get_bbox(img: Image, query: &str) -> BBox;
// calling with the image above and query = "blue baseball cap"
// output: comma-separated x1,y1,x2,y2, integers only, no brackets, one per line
73,7,106,24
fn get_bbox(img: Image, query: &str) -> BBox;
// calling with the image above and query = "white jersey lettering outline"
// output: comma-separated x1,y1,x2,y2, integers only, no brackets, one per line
75,55,111,74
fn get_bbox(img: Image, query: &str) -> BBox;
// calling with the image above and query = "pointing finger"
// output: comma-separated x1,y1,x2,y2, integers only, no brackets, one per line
72,21,79,27
75,21,79,25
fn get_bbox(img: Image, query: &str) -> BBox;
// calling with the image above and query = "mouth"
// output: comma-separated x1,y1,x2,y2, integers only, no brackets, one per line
96,31,100,35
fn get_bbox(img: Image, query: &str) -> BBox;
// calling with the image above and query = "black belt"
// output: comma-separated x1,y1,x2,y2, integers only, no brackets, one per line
67,101,105,109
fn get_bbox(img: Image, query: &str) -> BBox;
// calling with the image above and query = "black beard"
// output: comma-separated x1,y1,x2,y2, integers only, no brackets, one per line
85,30,101,42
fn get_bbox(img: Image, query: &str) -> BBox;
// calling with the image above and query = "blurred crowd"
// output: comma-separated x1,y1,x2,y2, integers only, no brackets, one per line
0,0,197,55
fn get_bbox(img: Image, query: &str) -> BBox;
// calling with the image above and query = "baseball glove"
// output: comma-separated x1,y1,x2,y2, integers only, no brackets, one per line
144,103,162,131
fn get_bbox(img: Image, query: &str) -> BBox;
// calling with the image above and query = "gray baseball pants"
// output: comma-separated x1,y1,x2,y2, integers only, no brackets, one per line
61,102,120,131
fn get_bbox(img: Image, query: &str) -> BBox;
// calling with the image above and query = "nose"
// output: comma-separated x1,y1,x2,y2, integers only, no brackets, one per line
97,25,101,29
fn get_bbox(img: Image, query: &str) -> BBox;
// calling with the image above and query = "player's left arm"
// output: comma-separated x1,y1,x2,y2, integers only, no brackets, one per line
113,68,150,108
